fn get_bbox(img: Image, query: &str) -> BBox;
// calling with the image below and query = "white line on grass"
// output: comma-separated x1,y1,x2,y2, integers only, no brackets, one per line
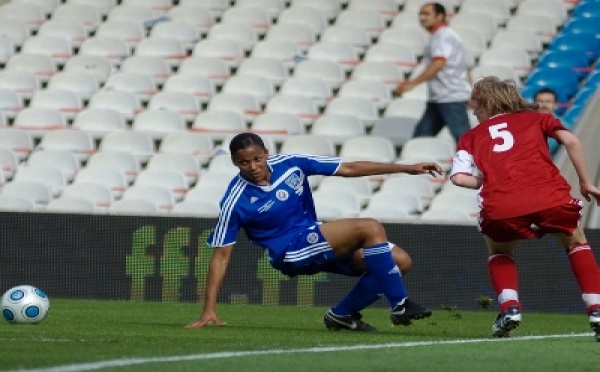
18,332,594,372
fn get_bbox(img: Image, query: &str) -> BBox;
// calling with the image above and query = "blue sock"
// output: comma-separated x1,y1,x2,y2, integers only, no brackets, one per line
362,242,407,309
331,273,381,316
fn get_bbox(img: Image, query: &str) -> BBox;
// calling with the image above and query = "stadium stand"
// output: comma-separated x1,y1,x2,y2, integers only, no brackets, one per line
0,0,598,226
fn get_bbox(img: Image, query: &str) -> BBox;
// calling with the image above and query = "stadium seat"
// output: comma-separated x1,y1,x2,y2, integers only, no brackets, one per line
134,37,188,68
420,208,477,225
236,57,289,89
69,0,116,17
291,0,341,21
251,113,305,145
370,116,419,147
135,170,189,202
72,108,127,139
193,39,245,69
379,176,435,204
0,147,18,180
307,42,360,73
517,0,568,27
479,47,532,79
461,0,511,27
310,114,366,145
265,24,316,53
62,183,114,210
277,7,328,37
27,150,81,182
339,80,392,110
506,14,557,44
573,86,597,106
205,154,239,178
265,95,320,127
206,92,261,123
490,30,543,60
0,71,39,101
13,108,67,138
86,151,141,184
45,196,97,214
280,135,336,157
573,1,600,19
561,104,584,128
449,12,497,43
162,74,215,106
48,72,100,103
0,88,24,119
147,152,200,187
325,97,379,127
525,67,580,103
536,50,592,79
22,35,73,67
293,60,345,90
427,193,480,215
0,19,29,50
14,165,66,197
471,65,521,86
179,0,229,19
185,183,228,204
351,61,404,90
0,195,35,212
148,91,201,123
221,6,271,37
340,136,396,163
320,25,372,56
222,75,275,106
132,110,187,140
251,40,301,71
0,180,52,209
87,90,142,122
107,199,159,215
0,3,45,32
366,192,424,215
107,4,155,25
236,0,283,21
29,89,83,121
348,0,399,22
63,55,114,85
79,36,131,66
74,168,128,199
120,56,172,85
548,33,600,63
52,3,102,34
208,23,258,54
99,132,155,165
364,44,418,77
318,176,373,207
400,137,455,168
166,5,215,36
0,128,34,161
150,21,200,52
5,54,57,84
36,130,95,163
191,110,247,141
96,20,146,50
171,199,221,218
159,132,215,167
336,9,387,40
104,72,157,103
313,189,361,219
279,78,333,109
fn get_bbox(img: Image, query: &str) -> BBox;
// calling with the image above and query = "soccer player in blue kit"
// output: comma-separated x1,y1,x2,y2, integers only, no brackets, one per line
187,133,443,331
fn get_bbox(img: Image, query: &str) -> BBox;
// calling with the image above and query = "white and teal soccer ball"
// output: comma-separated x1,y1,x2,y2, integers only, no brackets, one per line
2,285,50,324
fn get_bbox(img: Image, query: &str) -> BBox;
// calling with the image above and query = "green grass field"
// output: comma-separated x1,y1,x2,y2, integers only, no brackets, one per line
1,300,598,371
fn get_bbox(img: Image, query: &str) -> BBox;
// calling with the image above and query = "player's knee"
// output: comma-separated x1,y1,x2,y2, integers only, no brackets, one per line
360,218,386,238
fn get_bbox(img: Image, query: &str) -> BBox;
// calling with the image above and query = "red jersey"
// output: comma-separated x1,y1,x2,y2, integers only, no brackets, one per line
450,111,572,219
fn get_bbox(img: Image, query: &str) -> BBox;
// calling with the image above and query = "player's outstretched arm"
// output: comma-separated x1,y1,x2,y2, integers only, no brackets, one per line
335,161,443,178
186,245,234,329
556,130,600,206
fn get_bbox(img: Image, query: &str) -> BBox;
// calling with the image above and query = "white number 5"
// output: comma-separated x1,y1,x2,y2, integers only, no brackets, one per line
488,123,514,152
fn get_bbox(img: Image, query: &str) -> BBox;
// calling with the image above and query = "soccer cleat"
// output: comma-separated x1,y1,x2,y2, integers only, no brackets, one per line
390,298,432,326
492,306,521,338
324,310,377,332
589,310,600,342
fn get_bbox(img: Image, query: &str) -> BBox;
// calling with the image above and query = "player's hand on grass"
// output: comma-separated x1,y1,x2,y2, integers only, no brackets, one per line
406,162,444,177
185,310,226,328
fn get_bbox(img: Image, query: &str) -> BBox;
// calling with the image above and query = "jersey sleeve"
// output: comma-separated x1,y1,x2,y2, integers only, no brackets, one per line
430,31,451,60
294,154,342,176
207,189,242,248
541,114,569,141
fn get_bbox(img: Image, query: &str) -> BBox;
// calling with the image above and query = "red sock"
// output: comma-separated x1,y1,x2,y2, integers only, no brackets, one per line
488,254,520,312
568,243,600,313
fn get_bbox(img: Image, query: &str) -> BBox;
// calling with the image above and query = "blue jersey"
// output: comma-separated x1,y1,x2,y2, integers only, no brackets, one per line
207,153,342,264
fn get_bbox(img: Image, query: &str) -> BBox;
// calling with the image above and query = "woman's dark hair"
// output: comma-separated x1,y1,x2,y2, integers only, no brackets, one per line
229,132,266,155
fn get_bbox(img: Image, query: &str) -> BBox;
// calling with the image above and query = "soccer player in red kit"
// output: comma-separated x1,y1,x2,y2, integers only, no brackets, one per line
450,76,600,340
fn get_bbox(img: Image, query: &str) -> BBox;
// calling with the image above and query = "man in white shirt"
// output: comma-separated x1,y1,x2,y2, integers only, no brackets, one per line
395,2,471,142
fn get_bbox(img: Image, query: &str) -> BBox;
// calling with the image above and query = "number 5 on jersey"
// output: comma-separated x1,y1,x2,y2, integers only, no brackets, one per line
489,123,514,152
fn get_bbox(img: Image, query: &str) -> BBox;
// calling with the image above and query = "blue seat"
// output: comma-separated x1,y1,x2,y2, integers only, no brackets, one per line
547,138,560,156
584,69,600,88
525,67,579,102
573,86,597,106
573,2,600,19
536,50,592,79
562,17,600,39
548,33,599,63
561,104,584,128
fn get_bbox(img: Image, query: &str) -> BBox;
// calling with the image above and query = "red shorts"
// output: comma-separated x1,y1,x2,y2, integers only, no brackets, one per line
479,198,583,243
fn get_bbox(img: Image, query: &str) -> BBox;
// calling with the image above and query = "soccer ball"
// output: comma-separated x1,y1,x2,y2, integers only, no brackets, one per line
2,285,50,324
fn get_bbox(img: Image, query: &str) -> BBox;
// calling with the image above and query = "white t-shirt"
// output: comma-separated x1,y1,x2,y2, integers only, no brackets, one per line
426,26,471,103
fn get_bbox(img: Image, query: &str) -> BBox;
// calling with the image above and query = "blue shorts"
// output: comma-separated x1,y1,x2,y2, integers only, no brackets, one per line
274,225,359,277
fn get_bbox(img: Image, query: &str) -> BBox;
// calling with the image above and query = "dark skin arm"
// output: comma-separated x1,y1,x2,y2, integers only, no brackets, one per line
335,161,443,178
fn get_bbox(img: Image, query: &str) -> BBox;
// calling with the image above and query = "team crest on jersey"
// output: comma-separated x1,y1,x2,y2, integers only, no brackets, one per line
285,173,303,190
306,232,319,244
276,189,289,201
